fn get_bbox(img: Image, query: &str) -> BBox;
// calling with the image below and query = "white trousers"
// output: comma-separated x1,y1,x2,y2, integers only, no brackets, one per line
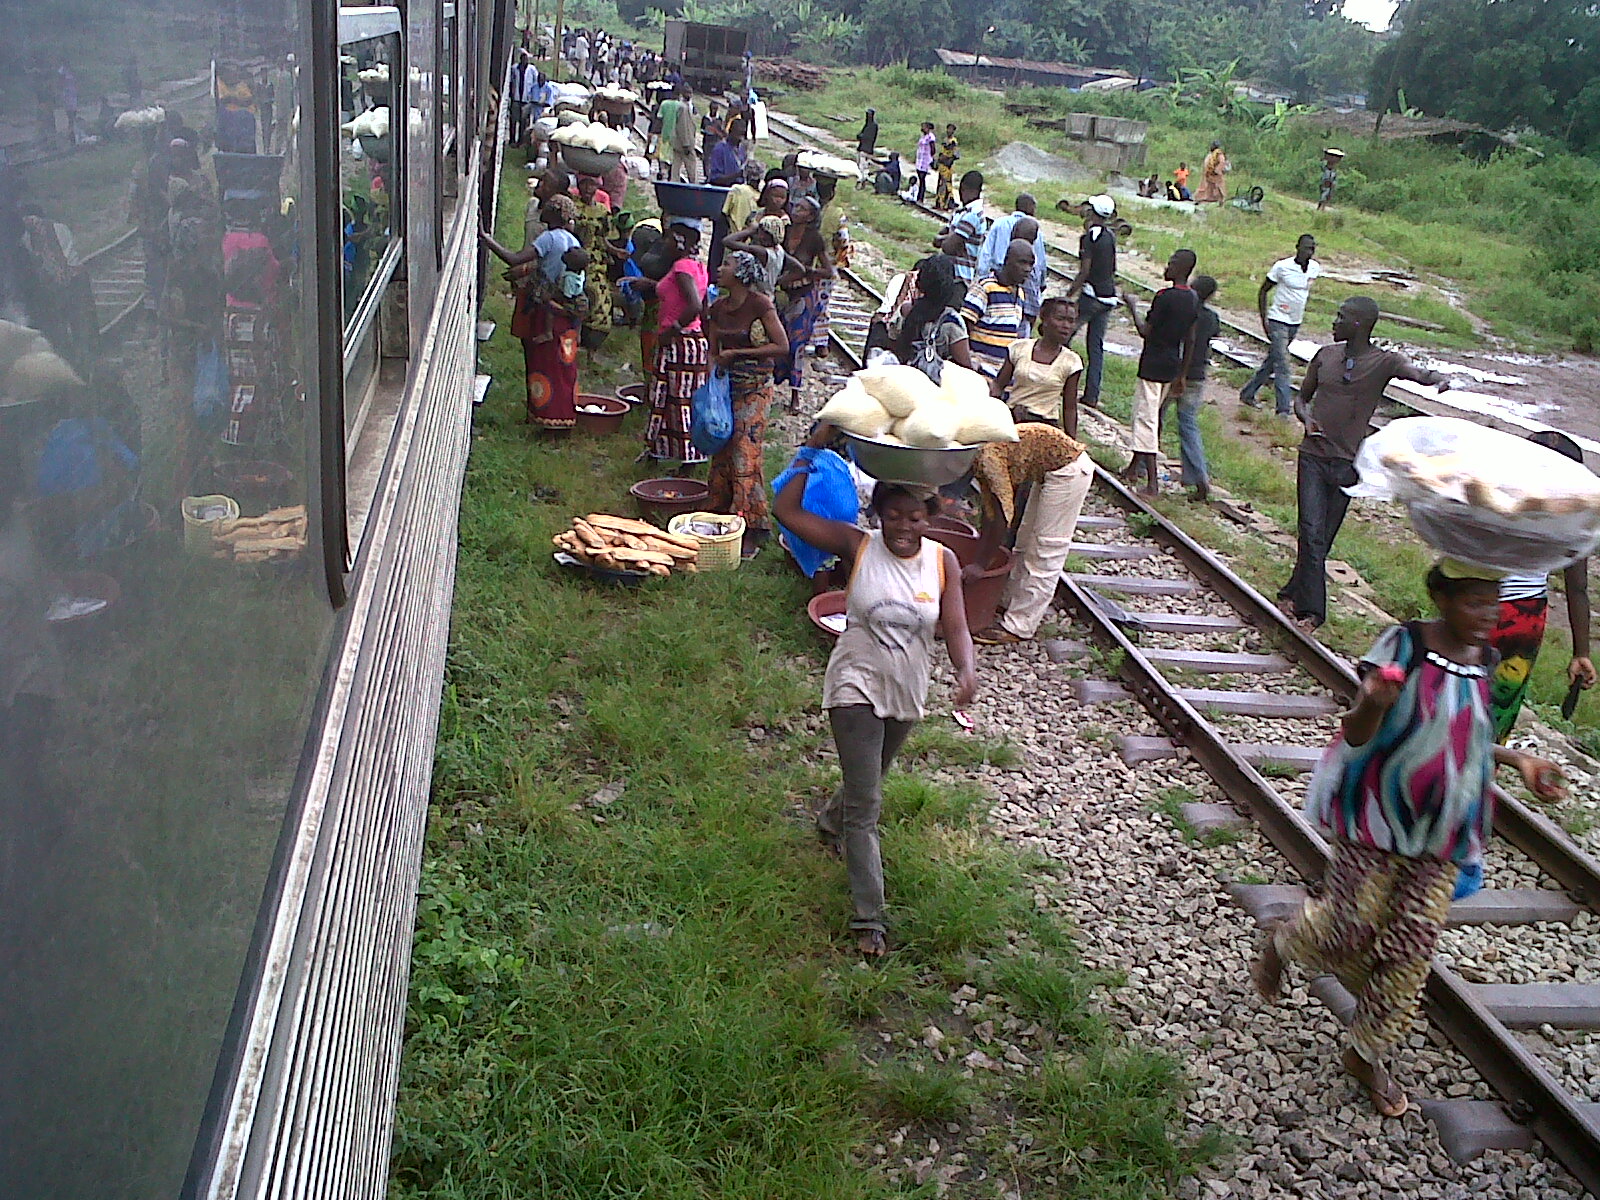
1132,377,1171,453
998,452,1094,639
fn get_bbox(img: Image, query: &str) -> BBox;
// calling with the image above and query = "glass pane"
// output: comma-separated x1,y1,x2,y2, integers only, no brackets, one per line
0,0,334,1195
338,17,402,327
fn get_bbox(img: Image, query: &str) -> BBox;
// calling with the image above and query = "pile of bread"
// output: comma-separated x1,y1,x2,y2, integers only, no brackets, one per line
550,119,633,155
594,85,639,103
212,506,308,564
796,149,861,182
552,514,699,577
815,362,1019,449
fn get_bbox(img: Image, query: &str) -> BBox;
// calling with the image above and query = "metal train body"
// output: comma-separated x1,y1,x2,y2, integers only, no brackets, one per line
0,0,510,1194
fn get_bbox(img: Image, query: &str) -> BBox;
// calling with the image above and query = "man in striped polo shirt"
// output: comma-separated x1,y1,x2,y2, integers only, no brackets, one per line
961,235,1036,378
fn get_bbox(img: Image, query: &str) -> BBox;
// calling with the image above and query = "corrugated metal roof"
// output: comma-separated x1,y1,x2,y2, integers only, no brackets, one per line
933,48,1132,82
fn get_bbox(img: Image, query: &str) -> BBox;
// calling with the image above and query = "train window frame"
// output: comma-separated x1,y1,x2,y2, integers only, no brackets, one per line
332,4,409,573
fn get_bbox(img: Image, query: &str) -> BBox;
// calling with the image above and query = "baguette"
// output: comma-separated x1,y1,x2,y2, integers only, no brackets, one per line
645,563,671,577
585,513,661,537
572,518,608,551
607,547,676,567
640,536,697,560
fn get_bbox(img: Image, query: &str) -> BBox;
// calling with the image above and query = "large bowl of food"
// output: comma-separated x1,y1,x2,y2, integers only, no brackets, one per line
574,394,629,435
839,431,983,489
653,180,731,219
630,477,711,523
560,143,624,177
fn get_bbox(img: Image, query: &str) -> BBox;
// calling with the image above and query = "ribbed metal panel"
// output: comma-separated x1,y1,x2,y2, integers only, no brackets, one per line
198,170,480,1200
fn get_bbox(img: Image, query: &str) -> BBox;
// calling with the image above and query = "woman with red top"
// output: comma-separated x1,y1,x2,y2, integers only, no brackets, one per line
636,222,710,470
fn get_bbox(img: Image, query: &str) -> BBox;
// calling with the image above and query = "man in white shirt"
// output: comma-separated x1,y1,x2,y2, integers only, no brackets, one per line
1241,233,1321,415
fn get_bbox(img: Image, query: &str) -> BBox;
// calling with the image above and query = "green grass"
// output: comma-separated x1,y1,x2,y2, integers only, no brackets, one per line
771,66,1600,351
390,148,1217,1200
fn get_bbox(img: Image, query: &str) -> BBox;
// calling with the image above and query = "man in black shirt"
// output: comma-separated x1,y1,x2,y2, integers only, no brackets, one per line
855,108,878,189
1065,194,1118,409
1278,296,1451,628
1123,249,1199,495
1165,273,1219,501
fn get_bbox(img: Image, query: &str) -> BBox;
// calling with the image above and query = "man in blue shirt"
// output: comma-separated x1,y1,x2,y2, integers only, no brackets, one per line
977,196,1046,333
705,125,747,186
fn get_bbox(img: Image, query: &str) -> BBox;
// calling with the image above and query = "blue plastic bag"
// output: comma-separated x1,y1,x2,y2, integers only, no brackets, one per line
194,340,229,428
771,448,859,578
1453,861,1484,900
689,367,733,456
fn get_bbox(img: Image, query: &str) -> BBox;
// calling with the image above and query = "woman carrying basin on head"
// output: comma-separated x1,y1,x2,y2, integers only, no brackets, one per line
774,423,979,959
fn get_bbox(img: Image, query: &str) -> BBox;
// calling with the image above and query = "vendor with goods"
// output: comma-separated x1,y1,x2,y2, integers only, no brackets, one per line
1254,557,1566,1119
774,422,978,960
1489,430,1595,738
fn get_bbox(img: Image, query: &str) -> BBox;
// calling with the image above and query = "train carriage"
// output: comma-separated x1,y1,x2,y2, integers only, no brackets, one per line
0,0,510,1195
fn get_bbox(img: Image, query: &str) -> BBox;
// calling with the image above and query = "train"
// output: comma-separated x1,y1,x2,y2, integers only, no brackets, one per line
0,0,510,1195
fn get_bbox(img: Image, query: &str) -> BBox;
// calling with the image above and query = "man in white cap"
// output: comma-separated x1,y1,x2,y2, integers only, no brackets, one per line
1064,195,1118,410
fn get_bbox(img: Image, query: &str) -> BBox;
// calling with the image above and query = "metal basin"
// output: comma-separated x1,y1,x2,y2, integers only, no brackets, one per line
653,180,731,219
840,431,983,488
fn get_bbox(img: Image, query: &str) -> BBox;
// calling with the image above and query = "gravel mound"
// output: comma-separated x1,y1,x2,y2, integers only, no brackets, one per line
987,141,1095,186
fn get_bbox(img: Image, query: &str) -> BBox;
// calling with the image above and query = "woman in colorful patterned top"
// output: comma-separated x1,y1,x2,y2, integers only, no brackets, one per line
1253,559,1565,1118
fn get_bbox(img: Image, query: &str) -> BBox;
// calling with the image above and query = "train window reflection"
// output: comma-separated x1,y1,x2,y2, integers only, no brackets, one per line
337,12,402,328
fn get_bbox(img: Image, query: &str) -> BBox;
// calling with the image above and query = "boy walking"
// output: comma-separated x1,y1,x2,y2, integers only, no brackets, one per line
1122,250,1199,496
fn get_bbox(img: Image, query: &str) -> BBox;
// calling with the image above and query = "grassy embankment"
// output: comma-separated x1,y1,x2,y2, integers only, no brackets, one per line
388,157,1221,1198
770,66,1599,752
774,66,1600,353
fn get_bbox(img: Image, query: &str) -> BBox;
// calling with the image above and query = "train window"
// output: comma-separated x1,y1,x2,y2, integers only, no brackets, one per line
336,5,407,552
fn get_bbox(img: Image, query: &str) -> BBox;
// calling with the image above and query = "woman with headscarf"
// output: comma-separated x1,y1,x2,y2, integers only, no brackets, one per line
723,213,791,298
705,251,789,557
480,193,585,431
934,123,960,210
633,222,709,470
893,254,972,380
572,174,620,346
775,195,833,413
1196,141,1229,204
755,175,790,224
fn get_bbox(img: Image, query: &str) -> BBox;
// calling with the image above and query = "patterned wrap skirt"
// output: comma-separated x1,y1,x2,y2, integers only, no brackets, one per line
1272,840,1455,1063
646,329,709,463
777,283,825,392
707,365,773,530
1489,594,1548,742
515,301,580,430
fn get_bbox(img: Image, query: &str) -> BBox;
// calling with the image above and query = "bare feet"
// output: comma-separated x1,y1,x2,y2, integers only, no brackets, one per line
1251,925,1285,1001
1343,1047,1408,1117
856,929,888,959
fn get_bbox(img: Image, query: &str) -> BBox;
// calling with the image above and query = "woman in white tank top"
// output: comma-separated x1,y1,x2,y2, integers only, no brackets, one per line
775,422,979,958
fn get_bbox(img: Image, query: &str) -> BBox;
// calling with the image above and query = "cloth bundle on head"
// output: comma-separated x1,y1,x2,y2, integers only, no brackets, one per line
756,214,786,240
543,193,579,223
728,250,764,289
1436,558,1506,582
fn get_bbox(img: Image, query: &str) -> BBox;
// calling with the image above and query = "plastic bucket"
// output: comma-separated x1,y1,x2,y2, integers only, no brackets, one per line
181,494,239,555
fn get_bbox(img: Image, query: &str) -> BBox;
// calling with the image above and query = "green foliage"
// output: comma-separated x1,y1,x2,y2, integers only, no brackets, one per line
868,1061,977,1122
1372,0,1599,151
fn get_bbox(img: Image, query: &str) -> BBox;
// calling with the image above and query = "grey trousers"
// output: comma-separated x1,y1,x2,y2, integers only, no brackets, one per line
820,705,915,932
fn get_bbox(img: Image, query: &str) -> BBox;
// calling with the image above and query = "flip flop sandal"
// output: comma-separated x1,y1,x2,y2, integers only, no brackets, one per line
973,627,1025,646
1343,1048,1409,1118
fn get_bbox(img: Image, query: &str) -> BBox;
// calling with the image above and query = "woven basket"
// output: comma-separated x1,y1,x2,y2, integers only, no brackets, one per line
669,512,746,572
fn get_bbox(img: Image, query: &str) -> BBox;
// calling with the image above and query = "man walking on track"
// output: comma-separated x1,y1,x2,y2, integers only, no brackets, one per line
1278,296,1452,630
1064,194,1118,410
1241,233,1322,415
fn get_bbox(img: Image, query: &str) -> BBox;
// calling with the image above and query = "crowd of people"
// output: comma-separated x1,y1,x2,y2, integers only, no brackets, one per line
479,75,1597,1113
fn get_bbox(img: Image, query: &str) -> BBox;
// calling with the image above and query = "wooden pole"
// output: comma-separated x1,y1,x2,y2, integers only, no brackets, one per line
552,0,565,82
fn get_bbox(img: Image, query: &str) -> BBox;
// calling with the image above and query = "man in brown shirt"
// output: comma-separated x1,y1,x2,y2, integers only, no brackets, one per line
1278,296,1451,628
968,423,1095,645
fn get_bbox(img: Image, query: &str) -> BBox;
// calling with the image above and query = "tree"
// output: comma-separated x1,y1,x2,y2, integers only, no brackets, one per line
859,0,951,65
1371,0,1597,140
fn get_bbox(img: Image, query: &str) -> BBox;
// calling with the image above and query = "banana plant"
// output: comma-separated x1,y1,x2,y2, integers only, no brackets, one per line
1256,98,1313,132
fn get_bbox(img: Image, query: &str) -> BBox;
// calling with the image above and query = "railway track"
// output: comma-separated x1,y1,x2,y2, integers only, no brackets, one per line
1057,479,1600,1195
817,256,1600,1194
82,229,147,337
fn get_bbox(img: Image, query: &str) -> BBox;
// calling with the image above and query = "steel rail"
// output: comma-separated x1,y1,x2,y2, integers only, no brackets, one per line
1060,468,1600,1196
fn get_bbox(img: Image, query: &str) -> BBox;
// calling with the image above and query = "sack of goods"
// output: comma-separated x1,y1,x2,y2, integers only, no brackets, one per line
1349,416,1600,573
551,120,633,154
815,361,1019,450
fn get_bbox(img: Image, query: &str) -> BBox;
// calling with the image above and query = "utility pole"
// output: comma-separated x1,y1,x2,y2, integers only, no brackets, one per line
552,0,565,82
